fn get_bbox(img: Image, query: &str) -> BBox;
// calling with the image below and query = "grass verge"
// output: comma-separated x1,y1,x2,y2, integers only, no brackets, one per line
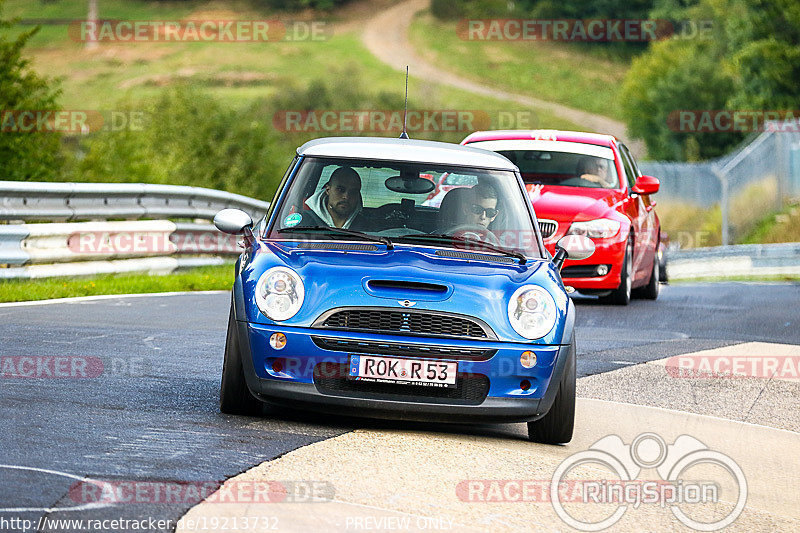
0,264,234,303
408,11,630,121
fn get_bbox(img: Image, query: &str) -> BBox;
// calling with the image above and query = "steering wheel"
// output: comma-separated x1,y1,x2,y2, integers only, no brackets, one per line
447,224,500,246
373,204,409,223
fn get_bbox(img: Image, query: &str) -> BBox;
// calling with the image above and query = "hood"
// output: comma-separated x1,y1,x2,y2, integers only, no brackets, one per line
241,241,569,344
527,185,622,221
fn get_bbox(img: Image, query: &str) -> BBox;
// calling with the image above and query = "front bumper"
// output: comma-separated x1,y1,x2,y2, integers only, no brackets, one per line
235,320,574,424
546,235,626,290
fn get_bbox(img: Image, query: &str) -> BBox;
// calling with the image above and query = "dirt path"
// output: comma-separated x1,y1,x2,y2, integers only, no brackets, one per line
362,0,646,156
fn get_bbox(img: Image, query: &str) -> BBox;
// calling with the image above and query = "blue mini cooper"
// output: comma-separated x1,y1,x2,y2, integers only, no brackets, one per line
214,137,593,443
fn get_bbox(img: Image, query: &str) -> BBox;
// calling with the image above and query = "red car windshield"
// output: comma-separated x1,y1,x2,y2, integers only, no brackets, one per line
493,149,620,190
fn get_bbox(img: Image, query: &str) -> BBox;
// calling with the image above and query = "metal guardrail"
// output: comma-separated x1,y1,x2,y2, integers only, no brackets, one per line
0,181,268,279
667,243,800,280
0,220,242,279
0,181,270,222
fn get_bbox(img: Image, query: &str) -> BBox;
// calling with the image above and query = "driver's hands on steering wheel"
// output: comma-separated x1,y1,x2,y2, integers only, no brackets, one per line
447,224,500,246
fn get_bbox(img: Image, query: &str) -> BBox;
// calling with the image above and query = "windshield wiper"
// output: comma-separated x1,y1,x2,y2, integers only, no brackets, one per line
396,233,526,264
278,226,393,249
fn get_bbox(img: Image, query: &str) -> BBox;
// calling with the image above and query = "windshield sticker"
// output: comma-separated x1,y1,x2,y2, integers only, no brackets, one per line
284,213,302,228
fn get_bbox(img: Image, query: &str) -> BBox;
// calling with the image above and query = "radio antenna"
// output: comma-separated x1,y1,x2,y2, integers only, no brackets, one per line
399,66,409,139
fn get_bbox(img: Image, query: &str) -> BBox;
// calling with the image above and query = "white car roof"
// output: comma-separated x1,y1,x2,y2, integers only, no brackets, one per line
297,137,518,171
465,139,616,160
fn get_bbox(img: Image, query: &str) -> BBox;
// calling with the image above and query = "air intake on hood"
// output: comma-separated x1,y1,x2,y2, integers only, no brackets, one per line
366,280,448,294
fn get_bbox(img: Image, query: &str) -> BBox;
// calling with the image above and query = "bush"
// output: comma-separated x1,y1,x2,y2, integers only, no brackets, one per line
0,0,63,180
68,67,465,201
430,0,466,19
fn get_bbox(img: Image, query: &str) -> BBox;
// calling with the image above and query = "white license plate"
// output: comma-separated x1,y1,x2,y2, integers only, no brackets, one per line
348,355,458,388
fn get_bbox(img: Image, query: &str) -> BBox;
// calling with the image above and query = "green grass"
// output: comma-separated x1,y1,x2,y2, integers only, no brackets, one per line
2,0,203,47
3,1,584,130
658,178,787,248
0,264,234,303
742,202,800,244
408,12,630,121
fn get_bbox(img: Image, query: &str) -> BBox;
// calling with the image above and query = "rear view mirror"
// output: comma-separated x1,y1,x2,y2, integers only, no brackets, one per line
632,175,659,195
214,208,255,246
385,175,435,194
553,235,595,269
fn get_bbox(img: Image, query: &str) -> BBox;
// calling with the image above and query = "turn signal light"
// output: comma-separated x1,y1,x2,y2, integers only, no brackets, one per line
269,333,287,350
520,351,537,368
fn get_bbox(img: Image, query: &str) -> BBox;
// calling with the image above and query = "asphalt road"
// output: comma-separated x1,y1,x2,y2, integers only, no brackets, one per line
1,282,798,532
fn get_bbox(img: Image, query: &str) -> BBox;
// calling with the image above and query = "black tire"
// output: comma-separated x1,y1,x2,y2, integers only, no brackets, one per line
658,244,668,283
527,335,576,444
220,303,262,416
601,237,632,305
634,248,660,300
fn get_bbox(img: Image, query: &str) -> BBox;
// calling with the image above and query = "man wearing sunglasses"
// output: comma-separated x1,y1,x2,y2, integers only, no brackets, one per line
467,183,500,229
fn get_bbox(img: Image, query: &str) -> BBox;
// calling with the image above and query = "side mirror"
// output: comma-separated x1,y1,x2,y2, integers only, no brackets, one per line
552,235,595,270
632,175,659,195
214,208,255,246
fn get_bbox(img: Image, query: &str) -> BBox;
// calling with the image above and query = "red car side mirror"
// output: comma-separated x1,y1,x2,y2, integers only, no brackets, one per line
632,175,659,195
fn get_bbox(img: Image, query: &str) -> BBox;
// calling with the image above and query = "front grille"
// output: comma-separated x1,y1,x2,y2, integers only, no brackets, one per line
313,363,489,405
561,265,609,278
315,308,491,339
538,219,558,239
311,336,496,361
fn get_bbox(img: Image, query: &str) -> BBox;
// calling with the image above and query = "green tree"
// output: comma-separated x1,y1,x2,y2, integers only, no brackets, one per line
623,0,800,160
0,0,63,180
620,37,739,160
726,0,800,110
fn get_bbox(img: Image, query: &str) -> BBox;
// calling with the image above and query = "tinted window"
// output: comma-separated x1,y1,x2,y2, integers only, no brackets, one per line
496,149,620,189
617,145,637,189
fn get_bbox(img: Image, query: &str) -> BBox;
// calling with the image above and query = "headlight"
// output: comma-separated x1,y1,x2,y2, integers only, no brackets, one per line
255,267,304,321
567,219,620,239
508,285,557,340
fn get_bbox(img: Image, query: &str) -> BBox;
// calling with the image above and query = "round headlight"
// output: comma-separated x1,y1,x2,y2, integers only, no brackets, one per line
508,285,557,339
256,267,304,321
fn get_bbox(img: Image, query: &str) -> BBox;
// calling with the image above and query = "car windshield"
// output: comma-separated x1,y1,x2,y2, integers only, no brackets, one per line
496,149,620,189
266,156,542,258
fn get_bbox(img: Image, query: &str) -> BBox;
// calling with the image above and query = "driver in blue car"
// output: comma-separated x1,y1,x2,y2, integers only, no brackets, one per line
306,166,365,229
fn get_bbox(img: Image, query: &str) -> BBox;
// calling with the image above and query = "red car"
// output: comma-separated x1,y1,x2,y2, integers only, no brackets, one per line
462,130,661,305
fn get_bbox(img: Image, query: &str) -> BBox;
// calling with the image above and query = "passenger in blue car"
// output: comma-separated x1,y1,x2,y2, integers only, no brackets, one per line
305,166,365,229
468,183,500,229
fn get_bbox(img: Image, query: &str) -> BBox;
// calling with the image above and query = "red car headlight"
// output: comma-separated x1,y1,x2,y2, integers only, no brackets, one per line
566,219,621,239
